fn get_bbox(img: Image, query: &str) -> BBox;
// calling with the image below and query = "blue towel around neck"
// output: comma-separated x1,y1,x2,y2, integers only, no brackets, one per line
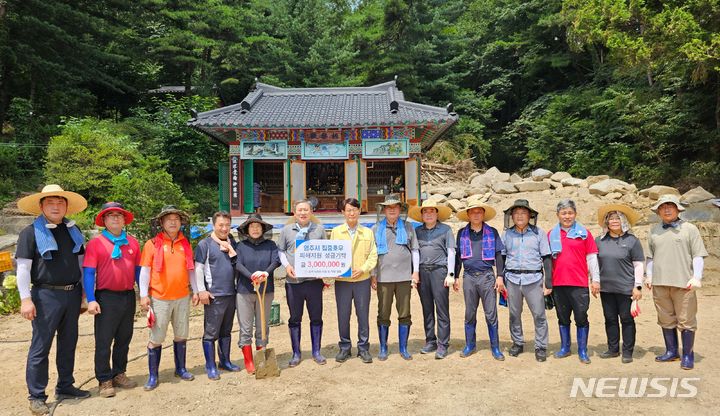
549,221,588,258
33,215,85,260
375,218,408,255
102,229,129,259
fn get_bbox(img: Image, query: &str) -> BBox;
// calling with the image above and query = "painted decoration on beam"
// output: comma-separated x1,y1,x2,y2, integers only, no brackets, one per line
236,130,267,141
240,140,288,159
391,127,414,140
361,129,383,139
301,140,349,160
358,128,389,140
267,130,289,140
362,139,409,159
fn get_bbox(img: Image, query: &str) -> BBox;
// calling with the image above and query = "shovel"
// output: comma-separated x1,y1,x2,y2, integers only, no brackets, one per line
253,278,280,379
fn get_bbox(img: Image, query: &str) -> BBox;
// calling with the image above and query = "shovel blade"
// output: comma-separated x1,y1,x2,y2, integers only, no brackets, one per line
254,347,280,379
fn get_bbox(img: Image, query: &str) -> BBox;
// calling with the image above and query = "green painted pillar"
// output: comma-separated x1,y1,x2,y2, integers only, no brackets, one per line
218,161,229,212
243,160,254,213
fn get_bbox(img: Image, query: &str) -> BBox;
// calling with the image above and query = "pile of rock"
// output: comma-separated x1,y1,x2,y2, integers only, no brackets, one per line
422,166,719,225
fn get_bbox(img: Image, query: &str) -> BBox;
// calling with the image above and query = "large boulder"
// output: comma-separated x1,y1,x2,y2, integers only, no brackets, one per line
470,174,494,188
484,166,511,182
531,168,553,181
681,186,715,204
586,175,610,186
425,185,456,195
514,181,551,192
492,182,518,194
589,178,632,196
466,187,489,197
449,189,467,200
639,185,680,200
470,167,511,188
427,194,447,203
561,178,585,187
509,173,523,183
468,171,481,182
550,171,572,182
445,199,466,212
543,179,563,189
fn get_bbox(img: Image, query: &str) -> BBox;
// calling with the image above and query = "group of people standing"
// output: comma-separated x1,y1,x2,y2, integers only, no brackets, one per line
14,184,708,415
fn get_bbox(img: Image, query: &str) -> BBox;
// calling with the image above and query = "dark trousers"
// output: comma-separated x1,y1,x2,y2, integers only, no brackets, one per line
203,295,236,340
553,286,590,327
26,285,81,400
377,281,412,326
94,290,135,382
335,279,371,351
600,291,635,356
418,266,450,347
286,280,324,328
463,270,498,326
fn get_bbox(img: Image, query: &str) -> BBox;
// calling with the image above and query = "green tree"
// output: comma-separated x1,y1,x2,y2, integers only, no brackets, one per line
45,118,137,204
0,0,143,124
108,156,194,241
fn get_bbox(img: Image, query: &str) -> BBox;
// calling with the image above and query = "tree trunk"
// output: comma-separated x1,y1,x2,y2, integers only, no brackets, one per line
184,62,193,96
716,76,720,131
0,62,10,128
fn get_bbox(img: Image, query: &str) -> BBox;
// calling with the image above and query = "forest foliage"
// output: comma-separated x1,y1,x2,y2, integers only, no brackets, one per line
1,0,718,222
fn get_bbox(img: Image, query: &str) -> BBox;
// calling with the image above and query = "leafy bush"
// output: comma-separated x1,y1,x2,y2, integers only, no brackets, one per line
184,183,219,222
108,156,195,241
1,275,20,315
45,118,138,204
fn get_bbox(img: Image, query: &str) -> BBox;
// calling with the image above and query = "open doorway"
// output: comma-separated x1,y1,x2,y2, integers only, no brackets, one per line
254,161,284,213
306,162,345,212
366,161,404,212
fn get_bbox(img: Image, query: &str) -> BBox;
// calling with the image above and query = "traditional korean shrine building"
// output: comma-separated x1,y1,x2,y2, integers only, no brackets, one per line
189,79,457,218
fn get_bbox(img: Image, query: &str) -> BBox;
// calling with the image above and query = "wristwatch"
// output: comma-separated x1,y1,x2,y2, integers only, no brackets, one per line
635,286,642,291
449,272,455,278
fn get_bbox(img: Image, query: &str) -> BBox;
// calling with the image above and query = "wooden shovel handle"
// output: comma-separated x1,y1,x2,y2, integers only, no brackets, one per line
253,280,268,346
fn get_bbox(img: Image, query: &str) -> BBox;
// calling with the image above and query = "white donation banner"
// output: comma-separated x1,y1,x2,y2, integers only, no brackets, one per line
295,239,352,278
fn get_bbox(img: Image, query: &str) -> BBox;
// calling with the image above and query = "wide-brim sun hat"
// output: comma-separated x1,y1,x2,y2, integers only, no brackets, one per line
17,184,88,216
503,199,538,229
239,213,273,236
95,201,134,227
376,193,408,212
597,203,641,227
456,200,497,222
408,200,452,222
650,194,686,212
152,205,190,225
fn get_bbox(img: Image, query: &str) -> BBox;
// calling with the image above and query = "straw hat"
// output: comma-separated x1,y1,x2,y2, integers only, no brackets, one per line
650,194,686,212
456,200,497,222
94,201,134,227
17,184,88,216
408,200,452,222
597,203,640,227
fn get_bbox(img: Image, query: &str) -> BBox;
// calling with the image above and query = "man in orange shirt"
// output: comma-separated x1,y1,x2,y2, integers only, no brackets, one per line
138,206,199,391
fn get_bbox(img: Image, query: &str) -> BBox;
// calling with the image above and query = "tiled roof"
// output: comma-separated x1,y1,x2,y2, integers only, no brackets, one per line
189,80,457,129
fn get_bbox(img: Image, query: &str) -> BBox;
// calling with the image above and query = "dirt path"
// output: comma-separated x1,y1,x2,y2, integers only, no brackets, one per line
1,277,718,416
